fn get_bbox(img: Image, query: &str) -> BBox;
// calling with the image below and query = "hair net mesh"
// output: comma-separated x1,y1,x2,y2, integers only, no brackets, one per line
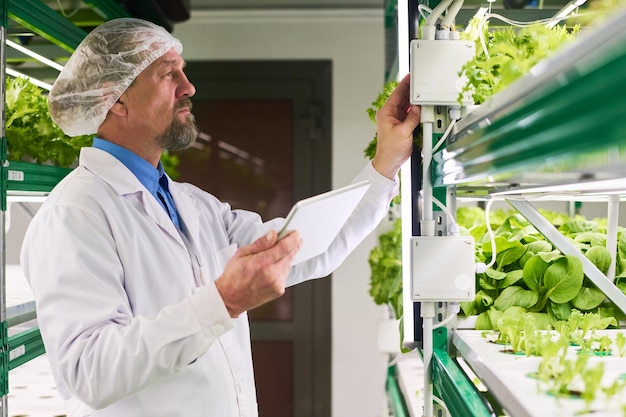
48,18,183,137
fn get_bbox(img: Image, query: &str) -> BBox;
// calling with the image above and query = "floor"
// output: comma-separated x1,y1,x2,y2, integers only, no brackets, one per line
7,355,66,417
6,265,67,417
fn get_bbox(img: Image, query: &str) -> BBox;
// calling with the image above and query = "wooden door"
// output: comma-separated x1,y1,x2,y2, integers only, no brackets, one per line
174,60,332,417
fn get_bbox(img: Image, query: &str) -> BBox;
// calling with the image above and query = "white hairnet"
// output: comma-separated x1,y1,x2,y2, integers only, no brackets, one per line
48,18,183,137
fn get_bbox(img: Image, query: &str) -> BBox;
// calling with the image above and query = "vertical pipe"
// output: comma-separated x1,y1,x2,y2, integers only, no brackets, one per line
0,2,8,413
421,302,435,417
421,106,435,237
607,194,619,282
398,0,415,350
420,106,435,417
401,160,414,348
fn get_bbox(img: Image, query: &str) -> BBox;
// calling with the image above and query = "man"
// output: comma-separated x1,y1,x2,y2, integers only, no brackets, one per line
20,18,421,417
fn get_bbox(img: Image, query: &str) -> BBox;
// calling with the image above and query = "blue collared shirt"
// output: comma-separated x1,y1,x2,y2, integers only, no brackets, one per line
92,138,182,230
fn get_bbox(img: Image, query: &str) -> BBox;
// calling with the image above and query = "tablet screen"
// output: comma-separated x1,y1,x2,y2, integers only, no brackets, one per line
278,180,371,265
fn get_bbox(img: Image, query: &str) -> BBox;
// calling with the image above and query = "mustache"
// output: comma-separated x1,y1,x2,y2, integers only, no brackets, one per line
176,98,193,111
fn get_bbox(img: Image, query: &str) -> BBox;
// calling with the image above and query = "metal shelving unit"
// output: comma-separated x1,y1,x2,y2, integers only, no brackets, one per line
389,4,626,417
432,12,626,195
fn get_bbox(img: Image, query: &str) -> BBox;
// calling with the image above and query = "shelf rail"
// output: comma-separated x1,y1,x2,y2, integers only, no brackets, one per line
507,198,626,316
433,9,626,192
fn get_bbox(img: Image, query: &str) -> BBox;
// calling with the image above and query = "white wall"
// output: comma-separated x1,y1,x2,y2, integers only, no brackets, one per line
173,9,390,417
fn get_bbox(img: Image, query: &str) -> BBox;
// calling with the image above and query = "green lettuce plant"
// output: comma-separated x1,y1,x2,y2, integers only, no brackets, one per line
6,76,179,177
460,207,626,330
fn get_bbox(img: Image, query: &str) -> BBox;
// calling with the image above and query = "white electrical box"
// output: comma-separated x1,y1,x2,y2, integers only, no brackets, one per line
410,235,476,302
409,39,476,106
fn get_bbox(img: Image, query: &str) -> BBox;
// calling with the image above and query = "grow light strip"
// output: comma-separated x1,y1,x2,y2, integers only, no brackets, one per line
6,39,64,72
6,68,52,91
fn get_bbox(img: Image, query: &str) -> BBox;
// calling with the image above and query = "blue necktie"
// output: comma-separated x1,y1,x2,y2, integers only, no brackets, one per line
157,175,181,230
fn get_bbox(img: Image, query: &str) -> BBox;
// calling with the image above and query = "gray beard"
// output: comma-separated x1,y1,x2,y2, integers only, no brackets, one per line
156,113,199,151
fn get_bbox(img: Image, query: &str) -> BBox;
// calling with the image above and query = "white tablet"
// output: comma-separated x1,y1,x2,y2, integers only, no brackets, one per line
278,180,371,265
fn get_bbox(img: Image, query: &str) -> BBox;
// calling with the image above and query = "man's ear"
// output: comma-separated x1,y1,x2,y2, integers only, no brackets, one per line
109,95,128,117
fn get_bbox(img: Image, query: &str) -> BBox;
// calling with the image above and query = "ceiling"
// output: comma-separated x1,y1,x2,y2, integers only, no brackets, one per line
189,0,571,10
187,0,575,31
191,0,386,8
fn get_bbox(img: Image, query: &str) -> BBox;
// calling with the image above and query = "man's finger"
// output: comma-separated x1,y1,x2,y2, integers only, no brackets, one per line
237,230,278,257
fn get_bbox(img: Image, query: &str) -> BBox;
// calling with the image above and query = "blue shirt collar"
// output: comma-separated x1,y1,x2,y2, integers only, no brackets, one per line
92,137,164,194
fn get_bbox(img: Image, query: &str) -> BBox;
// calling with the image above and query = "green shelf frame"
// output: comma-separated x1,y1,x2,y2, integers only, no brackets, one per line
8,0,131,52
7,327,45,371
432,13,626,194
386,365,410,417
4,160,72,193
83,0,131,21
430,328,493,417
8,0,87,52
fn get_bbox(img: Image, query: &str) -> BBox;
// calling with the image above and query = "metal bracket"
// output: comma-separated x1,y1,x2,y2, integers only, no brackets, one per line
507,197,626,316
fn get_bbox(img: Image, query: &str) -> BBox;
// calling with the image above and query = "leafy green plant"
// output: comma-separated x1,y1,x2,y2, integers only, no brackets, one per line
5,76,180,177
368,218,403,320
6,77,93,167
535,338,612,414
363,81,398,161
459,19,579,105
459,207,626,330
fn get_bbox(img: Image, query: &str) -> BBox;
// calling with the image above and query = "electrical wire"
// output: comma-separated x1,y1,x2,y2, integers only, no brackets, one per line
484,198,497,269
432,312,456,330
426,0,454,27
56,0,82,18
432,119,456,154
418,4,434,22
476,11,590,58
433,395,450,415
432,196,456,228
440,0,465,31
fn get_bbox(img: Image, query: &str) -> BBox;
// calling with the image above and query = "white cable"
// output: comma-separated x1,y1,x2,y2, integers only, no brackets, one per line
484,198,497,269
485,11,589,27
433,395,450,415
426,0,454,26
418,4,434,21
440,0,465,31
432,119,457,154
432,196,456,228
432,313,456,330
477,14,490,58
433,302,461,330
476,11,589,59
56,0,82,18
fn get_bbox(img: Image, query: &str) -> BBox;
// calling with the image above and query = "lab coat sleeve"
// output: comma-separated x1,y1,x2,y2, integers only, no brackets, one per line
285,161,398,286
20,204,233,410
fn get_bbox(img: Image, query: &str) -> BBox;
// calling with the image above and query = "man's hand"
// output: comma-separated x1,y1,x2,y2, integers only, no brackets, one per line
372,73,421,180
215,230,302,318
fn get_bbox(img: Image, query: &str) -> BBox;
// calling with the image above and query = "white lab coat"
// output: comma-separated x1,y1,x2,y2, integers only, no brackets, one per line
20,147,398,417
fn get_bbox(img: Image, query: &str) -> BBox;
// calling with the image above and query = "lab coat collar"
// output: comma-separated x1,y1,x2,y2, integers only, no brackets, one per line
78,147,199,251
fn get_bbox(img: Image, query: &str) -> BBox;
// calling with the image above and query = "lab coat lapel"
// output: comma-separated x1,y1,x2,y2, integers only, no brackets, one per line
169,183,201,250
141,191,186,245
79,147,187,248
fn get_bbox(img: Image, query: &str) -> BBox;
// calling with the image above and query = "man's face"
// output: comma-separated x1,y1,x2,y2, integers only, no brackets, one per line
122,48,198,150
